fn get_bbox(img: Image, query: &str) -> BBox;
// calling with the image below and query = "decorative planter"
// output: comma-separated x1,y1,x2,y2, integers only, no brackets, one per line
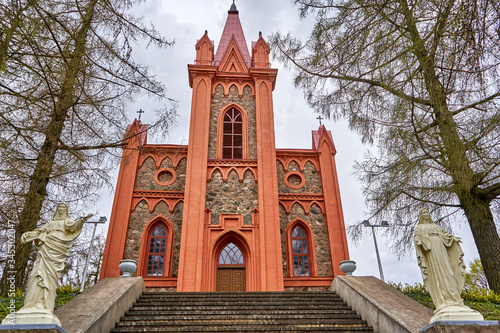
340,260,357,276
119,259,137,277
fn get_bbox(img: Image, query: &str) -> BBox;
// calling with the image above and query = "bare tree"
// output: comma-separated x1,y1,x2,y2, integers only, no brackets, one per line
0,0,176,295
60,229,105,289
271,0,500,292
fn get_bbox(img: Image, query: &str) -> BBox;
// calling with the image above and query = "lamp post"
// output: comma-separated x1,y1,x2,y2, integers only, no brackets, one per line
80,216,107,290
362,220,389,282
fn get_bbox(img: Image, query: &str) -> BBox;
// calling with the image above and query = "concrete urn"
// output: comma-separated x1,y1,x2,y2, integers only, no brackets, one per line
119,259,137,277
340,260,357,276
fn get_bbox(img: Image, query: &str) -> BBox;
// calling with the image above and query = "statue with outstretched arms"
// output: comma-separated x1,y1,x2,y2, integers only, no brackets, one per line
20,203,92,313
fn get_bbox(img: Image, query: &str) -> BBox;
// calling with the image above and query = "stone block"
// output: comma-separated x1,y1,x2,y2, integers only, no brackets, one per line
0,324,67,333
420,321,500,333
332,275,433,333
1,309,61,326
54,277,144,333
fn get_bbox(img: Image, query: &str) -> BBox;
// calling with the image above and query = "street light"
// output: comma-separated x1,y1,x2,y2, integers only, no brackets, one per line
362,220,389,282
80,216,107,290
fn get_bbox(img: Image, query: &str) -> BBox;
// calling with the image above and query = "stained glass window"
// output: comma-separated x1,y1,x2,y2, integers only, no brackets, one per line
146,224,167,276
219,242,244,265
291,226,310,276
222,108,243,159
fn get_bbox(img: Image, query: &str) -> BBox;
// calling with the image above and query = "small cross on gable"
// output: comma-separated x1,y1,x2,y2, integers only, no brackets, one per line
137,109,145,120
316,115,324,126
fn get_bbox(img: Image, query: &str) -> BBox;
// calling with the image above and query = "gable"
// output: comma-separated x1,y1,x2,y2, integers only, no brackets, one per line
218,38,249,73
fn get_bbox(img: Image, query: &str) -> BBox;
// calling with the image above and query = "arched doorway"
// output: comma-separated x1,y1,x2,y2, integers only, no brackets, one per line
217,242,246,291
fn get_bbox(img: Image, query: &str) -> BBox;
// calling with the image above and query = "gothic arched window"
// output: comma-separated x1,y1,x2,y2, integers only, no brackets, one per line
146,223,168,276
219,242,244,265
291,225,310,276
222,108,243,159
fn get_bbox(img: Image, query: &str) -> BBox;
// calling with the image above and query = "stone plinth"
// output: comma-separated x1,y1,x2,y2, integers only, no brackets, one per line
431,305,484,323
1,309,60,326
0,324,67,333
420,321,500,333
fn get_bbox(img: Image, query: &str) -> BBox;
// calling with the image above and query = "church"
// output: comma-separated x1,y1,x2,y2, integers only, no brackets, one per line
99,2,350,292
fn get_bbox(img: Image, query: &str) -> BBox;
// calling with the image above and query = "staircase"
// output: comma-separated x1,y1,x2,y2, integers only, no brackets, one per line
111,291,373,332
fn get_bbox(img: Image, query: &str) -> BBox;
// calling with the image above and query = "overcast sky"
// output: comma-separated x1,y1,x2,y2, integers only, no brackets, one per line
94,0,480,285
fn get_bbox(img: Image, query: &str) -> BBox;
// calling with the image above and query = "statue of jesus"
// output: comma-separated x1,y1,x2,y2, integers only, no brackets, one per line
20,203,92,313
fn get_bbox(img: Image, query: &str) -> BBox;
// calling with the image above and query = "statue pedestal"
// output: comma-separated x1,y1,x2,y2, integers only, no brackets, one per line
1,308,61,326
420,321,500,333
431,305,484,323
0,324,67,333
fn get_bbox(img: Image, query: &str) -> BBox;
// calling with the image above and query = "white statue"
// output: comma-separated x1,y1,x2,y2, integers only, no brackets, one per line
2,203,92,325
414,207,483,323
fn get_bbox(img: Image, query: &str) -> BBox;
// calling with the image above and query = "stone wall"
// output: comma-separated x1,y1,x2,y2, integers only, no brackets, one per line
279,203,333,277
277,160,322,194
124,200,183,277
208,84,257,159
135,155,187,192
206,169,258,225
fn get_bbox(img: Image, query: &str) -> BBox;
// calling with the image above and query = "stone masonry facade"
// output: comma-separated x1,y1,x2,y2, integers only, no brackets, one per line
277,158,333,278
206,169,258,225
125,200,184,277
135,155,187,192
279,203,333,278
119,94,337,287
125,151,187,278
276,160,322,194
123,135,334,283
208,84,257,159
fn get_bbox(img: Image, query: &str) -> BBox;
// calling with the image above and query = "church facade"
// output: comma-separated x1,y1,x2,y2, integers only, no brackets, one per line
100,3,350,292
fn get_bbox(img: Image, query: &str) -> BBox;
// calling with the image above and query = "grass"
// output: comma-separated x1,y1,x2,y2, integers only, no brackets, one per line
390,282,500,321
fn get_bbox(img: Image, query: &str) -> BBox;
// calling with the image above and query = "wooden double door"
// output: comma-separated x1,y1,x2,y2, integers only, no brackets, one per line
216,267,246,292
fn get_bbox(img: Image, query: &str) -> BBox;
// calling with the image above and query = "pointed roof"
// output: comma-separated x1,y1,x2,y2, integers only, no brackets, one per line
125,118,148,146
312,125,336,153
214,2,251,68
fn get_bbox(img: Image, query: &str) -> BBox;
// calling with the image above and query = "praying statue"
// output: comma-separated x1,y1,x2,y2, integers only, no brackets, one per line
414,207,483,323
12,203,92,324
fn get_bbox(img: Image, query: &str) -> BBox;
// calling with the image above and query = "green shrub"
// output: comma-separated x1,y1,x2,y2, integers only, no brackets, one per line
0,285,82,322
390,282,500,320
0,288,24,322
55,285,81,309
390,282,434,309
462,287,500,304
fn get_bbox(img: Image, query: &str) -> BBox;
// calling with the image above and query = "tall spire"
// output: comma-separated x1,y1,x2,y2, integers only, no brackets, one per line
214,1,251,68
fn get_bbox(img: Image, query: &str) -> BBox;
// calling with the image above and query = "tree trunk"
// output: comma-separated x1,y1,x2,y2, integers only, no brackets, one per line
459,193,500,293
0,0,97,296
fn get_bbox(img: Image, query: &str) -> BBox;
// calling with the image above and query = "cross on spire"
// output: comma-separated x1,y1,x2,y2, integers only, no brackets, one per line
316,115,324,126
137,109,144,120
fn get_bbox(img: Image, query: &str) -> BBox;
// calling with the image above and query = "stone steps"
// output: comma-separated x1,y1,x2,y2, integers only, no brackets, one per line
124,309,355,316
129,303,351,309
119,314,363,321
112,291,373,332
